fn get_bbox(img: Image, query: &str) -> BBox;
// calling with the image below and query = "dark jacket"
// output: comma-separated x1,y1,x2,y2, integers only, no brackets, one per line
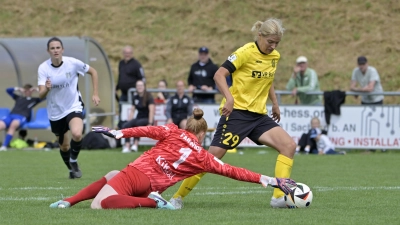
7,88,42,120
165,94,193,120
188,59,218,101
324,90,346,125
117,58,145,96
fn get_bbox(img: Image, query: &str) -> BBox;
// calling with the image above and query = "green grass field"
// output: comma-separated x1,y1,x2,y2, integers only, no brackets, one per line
0,148,399,225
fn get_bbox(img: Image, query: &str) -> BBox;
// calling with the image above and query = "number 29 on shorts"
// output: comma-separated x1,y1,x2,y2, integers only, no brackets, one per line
222,132,239,147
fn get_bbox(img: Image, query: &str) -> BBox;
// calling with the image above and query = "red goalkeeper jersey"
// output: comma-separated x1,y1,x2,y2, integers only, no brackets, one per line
123,124,261,193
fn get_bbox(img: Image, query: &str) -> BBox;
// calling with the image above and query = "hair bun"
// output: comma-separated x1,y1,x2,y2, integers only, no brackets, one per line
192,108,204,120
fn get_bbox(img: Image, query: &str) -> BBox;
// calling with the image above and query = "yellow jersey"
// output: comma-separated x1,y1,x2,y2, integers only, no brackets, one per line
220,42,280,115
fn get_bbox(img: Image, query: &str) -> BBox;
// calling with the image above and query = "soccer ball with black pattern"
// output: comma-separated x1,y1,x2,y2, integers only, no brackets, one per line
284,182,313,208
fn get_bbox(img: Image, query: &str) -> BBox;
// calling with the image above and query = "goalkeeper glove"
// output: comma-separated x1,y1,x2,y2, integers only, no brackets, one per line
260,175,296,195
92,126,124,139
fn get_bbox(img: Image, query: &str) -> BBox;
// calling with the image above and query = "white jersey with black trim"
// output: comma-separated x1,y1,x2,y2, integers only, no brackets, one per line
38,56,90,121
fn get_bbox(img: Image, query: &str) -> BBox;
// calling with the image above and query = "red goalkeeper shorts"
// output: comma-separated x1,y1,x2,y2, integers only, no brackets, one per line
107,165,152,197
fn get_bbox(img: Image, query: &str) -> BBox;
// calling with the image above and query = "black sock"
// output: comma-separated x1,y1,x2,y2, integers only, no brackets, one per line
60,149,71,170
70,139,82,160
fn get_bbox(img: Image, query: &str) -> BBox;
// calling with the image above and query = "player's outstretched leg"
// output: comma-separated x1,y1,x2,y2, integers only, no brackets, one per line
258,127,296,208
49,170,119,208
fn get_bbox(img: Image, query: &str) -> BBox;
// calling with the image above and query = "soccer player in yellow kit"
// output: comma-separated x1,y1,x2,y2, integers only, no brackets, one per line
170,18,296,208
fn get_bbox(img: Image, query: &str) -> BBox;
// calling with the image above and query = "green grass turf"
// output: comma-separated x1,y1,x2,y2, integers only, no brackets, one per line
0,148,399,225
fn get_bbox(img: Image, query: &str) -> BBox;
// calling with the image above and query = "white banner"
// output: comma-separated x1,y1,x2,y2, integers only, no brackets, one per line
121,103,400,149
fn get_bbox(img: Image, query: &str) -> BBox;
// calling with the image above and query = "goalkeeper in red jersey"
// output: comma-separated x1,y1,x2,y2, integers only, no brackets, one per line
49,109,296,210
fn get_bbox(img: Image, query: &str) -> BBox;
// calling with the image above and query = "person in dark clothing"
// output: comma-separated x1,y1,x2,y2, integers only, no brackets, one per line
165,80,193,129
116,46,145,126
188,47,218,104
116,46,145,101
0,84,43,151
121,80,154,153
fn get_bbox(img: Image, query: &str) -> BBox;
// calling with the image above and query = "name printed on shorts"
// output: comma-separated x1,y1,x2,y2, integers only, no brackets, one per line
180,133,202,152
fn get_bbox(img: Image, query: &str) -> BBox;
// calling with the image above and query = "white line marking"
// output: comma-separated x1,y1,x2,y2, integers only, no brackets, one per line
0,197,52,201
0,186,399,201
10,187,69,190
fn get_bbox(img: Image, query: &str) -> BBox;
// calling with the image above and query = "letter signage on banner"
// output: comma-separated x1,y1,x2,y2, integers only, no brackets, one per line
121,103,400,149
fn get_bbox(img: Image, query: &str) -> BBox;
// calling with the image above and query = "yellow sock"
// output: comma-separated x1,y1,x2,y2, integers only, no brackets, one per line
173,172,206,199
272,154,293,198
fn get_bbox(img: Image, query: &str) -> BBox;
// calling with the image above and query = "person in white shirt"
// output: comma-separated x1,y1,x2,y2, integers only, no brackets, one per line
310,128,345,155
38,37,100,179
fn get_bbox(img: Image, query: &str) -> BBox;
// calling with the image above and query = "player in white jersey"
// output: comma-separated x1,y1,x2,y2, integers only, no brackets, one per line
38,37,100,179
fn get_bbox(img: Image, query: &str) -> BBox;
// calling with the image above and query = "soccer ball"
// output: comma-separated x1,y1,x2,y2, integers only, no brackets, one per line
284,182,313,208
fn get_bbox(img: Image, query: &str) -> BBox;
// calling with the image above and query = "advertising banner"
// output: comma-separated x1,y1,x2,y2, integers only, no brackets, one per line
121,103,400,149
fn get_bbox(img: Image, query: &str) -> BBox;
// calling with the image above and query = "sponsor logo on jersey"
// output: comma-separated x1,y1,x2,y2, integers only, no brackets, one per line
173,99,178,104
228,54,237,63
182,98,188,104
155,156,176,180
251,71,275,78
65,72,72,78
51,83,71,89
256,60,262,64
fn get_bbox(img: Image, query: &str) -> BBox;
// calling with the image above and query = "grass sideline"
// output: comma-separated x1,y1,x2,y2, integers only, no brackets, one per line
0,148,399,225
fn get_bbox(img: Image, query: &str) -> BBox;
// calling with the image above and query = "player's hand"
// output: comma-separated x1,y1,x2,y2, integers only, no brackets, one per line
221,97,234,117
260,175,296,195
166,118,173,124
45,77,52,91
270,104,281,123
271,178,297,195
92,126,123,139
92,95,100,106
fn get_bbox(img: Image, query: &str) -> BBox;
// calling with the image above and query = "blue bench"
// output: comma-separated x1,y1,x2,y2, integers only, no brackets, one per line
22,108,50,129
0,108,10,119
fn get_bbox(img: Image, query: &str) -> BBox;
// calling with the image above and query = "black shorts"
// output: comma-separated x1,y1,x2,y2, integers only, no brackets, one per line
172,117,187,126
211,109,279,149
50,111,84,137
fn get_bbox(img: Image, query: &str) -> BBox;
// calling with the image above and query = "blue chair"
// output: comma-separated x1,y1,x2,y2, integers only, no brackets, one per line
24,108,50,129
0,108,10,119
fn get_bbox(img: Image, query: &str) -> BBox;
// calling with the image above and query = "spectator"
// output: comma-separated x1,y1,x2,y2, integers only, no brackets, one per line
286,56,322,105
350,56,384,105
0,85,43,151
310,128,345,155
295,117,327,154
116,46,145,123
121,80,155,153
165,80,193,129
154,79,170,104
188,46,218,104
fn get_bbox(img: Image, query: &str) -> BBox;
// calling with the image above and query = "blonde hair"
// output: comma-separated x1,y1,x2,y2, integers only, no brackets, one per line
310,117,321,126
185,108,208,135
251,18,285,41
